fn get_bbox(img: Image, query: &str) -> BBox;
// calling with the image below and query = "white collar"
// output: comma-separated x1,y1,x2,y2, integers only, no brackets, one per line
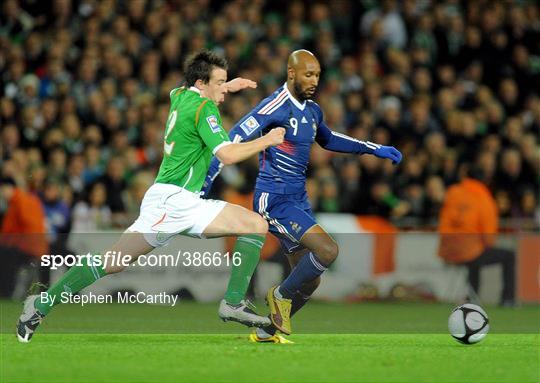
283,83,306,111
189,86,201,95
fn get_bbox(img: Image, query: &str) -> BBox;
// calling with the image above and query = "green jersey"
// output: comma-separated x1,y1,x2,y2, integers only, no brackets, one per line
155,87,230,192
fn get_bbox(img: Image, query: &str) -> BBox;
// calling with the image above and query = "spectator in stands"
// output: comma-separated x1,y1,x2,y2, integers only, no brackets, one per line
361,0,408,49
422,175,445,223
0,0,538,231
0,176,48,297
438,167,516,306
496,148,529,203
39,177,71,286
72,182,112,232
100,155,127,217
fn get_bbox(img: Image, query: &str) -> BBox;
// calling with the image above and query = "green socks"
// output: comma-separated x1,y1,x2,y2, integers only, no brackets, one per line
34,257,107,315
224,234,265,305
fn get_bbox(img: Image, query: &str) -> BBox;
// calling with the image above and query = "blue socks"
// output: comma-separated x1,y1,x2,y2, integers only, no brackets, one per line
279,252,327,299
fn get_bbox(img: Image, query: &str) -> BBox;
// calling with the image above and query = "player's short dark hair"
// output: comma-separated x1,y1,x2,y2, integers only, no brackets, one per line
184,49,228,87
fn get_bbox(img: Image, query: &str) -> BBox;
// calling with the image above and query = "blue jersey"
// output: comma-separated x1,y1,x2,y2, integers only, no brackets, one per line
204,84,381,195
203,84,387,253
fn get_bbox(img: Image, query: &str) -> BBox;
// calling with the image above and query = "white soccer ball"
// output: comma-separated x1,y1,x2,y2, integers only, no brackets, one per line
448,303,489,344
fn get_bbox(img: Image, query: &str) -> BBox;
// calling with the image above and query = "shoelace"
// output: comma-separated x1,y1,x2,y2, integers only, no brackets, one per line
243,299,258,311
28,312,44,327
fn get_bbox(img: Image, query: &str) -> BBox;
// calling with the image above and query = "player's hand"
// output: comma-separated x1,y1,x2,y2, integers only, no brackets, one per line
225,78,257,93
265,127,286,146
373,145,402,165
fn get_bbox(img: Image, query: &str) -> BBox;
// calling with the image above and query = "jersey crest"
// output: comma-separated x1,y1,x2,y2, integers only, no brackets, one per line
239,116,260,136
206,115,221,133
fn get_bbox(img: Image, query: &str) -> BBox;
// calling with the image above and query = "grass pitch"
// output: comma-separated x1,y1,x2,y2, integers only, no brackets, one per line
1,300,539,383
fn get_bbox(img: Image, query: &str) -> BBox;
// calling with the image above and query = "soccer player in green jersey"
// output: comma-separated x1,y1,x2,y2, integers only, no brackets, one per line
17,50,285,342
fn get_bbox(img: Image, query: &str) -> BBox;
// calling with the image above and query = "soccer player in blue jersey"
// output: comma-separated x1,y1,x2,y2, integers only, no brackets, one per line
203,50,402,343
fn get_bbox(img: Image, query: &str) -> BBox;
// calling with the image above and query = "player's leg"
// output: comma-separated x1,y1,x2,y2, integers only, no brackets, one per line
277,224,337,298
285,249,321,315
17,231,155,342
255,248,320,341
17,183,177,342
268,229,338,334
194,200,271,327
260,191,337,334
202,202,268,236
204,203,268,303
37,231,154,313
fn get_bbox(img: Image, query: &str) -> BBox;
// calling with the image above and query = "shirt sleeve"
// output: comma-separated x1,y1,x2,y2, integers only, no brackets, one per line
313,103,380,154
201,105,275,197
196,101,231,155
228,108,274,142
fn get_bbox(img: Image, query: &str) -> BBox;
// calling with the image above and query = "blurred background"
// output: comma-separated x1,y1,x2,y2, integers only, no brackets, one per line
1,0,539,306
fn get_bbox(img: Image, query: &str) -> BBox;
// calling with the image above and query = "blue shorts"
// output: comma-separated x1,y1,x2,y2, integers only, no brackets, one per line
253,190,317,254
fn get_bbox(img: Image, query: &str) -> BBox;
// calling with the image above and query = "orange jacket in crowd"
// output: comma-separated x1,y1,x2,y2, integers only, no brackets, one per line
437,178,498,264
1,188,48,258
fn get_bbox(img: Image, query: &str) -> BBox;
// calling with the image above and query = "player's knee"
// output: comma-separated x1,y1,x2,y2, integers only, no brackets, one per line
250,214,268,234
318,241,339,265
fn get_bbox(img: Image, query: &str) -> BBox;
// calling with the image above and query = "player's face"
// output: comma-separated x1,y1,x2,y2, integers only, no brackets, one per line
202,67,228,105
293,61,321,101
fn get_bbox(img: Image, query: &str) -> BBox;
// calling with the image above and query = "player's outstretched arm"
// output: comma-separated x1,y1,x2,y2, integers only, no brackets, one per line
316,121,402,165
313,102,402,164
224,78,257,93
201,108,274,196
215,127,285,165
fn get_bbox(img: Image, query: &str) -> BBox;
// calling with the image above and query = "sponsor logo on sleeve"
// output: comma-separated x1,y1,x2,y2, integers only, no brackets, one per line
206,115,222,133
239,116,260,136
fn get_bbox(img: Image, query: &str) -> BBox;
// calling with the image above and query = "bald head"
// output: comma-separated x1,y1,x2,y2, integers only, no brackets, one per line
288,49,319,69
287,50,321,101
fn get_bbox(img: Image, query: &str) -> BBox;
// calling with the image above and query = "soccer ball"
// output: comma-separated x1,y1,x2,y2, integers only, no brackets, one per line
448,303,489,344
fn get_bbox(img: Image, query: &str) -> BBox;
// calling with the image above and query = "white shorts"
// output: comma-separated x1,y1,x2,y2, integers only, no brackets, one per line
128,183,226,247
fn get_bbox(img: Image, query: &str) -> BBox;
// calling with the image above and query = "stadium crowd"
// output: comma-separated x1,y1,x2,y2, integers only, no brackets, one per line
1,0,539,234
